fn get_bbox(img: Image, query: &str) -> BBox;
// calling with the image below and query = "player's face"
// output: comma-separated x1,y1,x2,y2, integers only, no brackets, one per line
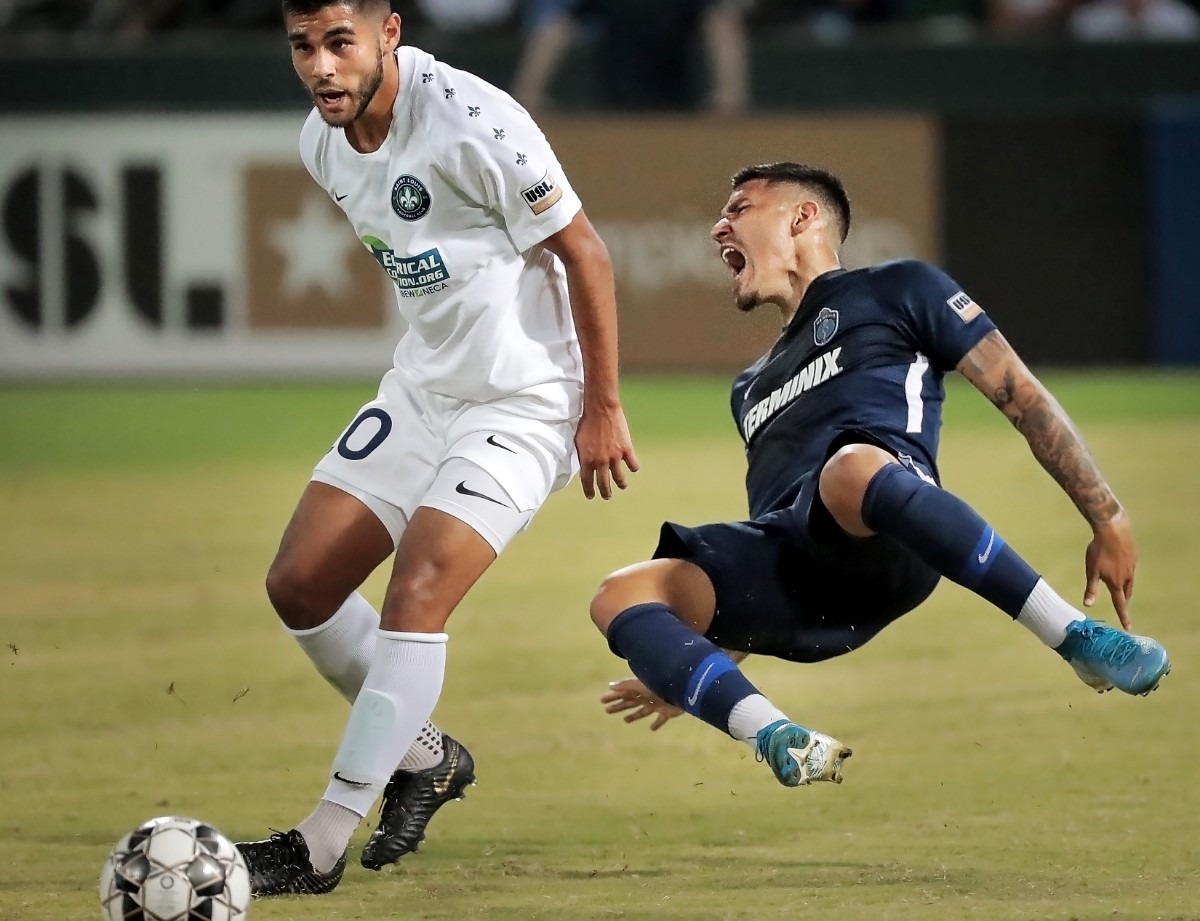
286,5,398,128
711,180,804,313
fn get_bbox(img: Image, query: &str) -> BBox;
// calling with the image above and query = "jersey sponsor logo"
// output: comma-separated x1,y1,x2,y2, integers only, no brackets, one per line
742,347,843,442
520,171,562,215
813,306,839,346
362,238,451,297
391,174,431,221
946,290,983,323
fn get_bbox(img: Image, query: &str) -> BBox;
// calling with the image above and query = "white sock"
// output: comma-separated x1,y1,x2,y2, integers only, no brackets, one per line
398,720,444,771
727,694,790,748
296,800,361,874
288,599,449,771
288,592,378,703
322,630,448,821
1017,579,1084,648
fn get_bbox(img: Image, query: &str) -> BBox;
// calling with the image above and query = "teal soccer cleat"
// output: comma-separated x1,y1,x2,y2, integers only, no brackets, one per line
1056,618,1170,696
754,719,852,788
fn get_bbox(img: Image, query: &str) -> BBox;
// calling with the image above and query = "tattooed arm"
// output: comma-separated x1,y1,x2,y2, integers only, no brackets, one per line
957,329,1137,627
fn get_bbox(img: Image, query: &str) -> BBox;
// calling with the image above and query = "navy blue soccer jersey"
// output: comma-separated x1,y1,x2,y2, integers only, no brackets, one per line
732,260,996,518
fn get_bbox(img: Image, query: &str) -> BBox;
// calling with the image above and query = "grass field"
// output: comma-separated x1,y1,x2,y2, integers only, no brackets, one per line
1,372,1198,921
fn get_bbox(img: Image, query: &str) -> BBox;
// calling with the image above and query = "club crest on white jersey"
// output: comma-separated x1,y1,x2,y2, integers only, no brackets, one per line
391,174,431,221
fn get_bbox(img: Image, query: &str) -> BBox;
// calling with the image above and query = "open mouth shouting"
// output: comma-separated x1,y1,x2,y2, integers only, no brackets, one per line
721,245,747,281
315,86,350,115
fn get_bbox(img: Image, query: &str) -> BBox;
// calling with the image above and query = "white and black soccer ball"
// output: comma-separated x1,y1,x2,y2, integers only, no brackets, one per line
99,816,250,921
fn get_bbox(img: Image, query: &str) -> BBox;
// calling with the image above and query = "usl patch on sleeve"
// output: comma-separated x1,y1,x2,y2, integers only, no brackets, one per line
946,290,984,323
520,172,563,215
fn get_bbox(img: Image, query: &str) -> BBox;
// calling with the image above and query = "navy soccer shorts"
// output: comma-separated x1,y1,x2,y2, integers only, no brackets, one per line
652,470,940,663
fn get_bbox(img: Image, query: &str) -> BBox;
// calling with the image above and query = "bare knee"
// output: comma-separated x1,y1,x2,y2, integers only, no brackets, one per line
818,443,896,537
265,552,356,631
589,559,716,636
590,567,643,634
381,561,453,632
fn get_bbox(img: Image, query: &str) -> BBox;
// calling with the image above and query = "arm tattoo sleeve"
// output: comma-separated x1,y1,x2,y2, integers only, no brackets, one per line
962,333,1122,528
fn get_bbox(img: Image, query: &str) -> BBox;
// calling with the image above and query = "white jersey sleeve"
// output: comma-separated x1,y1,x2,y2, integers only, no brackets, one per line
298,109,330,192
414,69,582,254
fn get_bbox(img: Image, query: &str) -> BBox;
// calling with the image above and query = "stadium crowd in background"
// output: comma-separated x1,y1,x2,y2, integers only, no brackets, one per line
2,0,1196,71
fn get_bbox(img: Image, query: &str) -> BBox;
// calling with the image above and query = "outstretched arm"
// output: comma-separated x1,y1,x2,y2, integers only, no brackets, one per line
601,650,749,731
956,329,1137,626
542,211,640,500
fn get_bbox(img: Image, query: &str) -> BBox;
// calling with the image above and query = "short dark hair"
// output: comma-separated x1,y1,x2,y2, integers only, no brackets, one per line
731,162,851,243
282,0,392,18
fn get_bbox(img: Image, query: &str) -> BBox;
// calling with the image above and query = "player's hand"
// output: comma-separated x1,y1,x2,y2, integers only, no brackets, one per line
575,403,639,500
601,678,682,731
1084,512,1137,629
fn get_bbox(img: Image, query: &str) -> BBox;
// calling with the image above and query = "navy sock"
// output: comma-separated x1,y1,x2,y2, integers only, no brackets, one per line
606,603,760,738
861,463,1039,617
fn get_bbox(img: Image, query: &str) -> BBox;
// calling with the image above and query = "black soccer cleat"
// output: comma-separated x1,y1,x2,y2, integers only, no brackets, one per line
236,828,345,897
360,733,476,870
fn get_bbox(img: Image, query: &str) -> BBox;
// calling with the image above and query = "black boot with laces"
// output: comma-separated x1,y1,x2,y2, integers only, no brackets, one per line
236,828,345,897
360,733,476,870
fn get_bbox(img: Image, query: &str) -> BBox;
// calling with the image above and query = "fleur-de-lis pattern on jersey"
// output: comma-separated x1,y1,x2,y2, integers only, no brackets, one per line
468,106,481,117
516,153,528,165
444,88,456,99
422,73,433,83
493,128,506,140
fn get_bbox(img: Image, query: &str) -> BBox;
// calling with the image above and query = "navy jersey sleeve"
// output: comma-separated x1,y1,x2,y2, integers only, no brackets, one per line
888,260,997,372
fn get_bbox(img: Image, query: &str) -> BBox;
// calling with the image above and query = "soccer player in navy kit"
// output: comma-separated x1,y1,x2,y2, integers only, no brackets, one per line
590,162,1170,788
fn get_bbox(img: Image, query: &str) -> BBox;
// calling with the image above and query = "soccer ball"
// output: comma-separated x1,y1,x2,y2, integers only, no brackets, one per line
99,816,250,921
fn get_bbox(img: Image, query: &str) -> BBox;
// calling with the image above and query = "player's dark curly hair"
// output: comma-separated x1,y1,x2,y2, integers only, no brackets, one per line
282,0,392,18
731,163,851,243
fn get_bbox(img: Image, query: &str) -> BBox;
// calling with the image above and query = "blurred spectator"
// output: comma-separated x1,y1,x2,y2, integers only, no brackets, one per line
896,0,982,41
75,0,278,39
511,0,750,114
986,0,1070,36
69,0,518,41
1068,0,1200,37
411,0,516,30
0,0,91,31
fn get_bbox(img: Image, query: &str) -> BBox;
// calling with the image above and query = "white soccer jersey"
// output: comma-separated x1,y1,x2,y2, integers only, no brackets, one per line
299,45,585,402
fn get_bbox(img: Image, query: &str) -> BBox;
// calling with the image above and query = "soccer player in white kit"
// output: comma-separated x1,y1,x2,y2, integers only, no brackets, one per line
236,0,639,897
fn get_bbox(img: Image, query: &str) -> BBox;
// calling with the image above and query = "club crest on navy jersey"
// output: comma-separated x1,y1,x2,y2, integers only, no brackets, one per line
391,175,431,221
813,307,839,346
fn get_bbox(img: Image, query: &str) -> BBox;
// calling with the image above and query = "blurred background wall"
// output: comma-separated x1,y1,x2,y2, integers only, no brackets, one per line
0,0,1198,376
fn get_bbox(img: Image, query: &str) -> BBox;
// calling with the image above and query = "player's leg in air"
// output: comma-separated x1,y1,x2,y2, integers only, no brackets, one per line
235,478,480,895
591,557,854,790
819,443,1170,695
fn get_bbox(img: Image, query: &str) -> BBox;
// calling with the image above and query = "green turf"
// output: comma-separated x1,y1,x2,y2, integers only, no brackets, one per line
1,372,1197,921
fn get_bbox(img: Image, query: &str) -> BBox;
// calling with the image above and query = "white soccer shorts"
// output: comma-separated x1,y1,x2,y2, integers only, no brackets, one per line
312,368,581,553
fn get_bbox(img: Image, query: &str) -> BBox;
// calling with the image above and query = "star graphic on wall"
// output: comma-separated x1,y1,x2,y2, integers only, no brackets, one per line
268,192,354,299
